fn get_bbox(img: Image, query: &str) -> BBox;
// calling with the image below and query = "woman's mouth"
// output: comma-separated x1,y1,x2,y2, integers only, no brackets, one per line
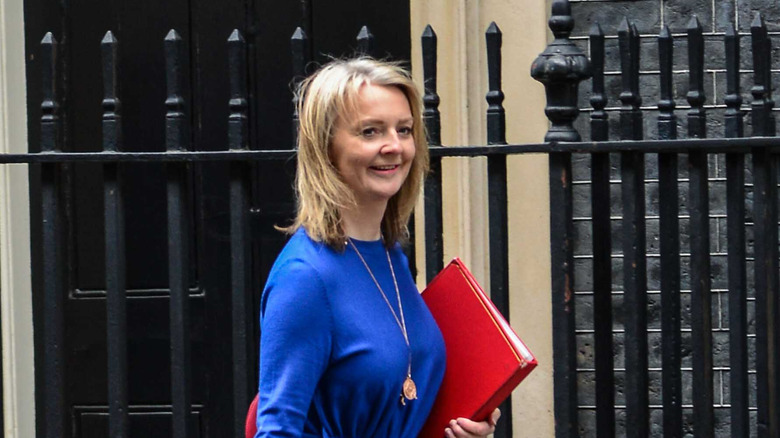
370,164,400,171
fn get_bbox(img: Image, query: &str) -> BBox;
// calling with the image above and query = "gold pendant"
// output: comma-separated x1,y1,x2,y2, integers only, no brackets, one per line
403,376,418,401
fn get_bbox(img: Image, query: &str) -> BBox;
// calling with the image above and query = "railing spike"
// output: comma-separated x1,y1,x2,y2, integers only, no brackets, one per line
618,18,642,140
356,25,375,57
102,30,117,44
291,26,309,78
688,15,702,30
228,28,243,42
485,21,505,146
687,14,706,138
658,25,677,141
41,32,59,153
751,12,774,136
357,25,372,39
752,12,764,29
619,16,630,33
630,23,641,97
165,28,181,42
228,29,248,152
291,26,310,145
164,29,186,153
725,21,737,37
421,24,440,146
589,22,603,37
590,22,608,142
421,22,443,284
724,23,743,139
42,31,55,44
101,30,120,151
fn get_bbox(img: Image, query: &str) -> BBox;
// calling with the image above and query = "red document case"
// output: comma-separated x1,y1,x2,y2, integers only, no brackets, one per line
418,258,537,438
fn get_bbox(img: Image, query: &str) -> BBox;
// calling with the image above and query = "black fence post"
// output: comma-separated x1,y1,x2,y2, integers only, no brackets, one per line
40,31,67,438
685,16,715,437
657,24,683,438
101,30,129,438
618,18,649,438
164,29,193,438
485,21,511,438
530,1,590,436
750,14,779,438
724,22,749,438
421,25,443,284
228,29,254,437
589,22,615,438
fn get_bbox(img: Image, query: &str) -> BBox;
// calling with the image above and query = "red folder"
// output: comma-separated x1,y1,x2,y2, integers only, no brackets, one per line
418,258,537,438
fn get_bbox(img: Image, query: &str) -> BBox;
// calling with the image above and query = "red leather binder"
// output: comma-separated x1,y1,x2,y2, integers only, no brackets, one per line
418,258,537,438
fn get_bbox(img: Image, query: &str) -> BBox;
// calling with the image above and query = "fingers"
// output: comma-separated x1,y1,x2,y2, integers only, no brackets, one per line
443,408,502,437
444,417,496,438
489,408,501,426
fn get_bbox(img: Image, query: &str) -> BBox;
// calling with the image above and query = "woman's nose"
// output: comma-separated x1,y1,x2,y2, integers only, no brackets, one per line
382,131,403,153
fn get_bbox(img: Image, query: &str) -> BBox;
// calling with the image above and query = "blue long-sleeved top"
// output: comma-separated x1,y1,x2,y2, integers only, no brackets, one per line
255,228,446,437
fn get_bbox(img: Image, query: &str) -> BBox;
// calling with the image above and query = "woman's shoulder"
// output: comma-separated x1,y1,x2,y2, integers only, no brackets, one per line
261,232,333,317
275,227,337,264
266,228,343,285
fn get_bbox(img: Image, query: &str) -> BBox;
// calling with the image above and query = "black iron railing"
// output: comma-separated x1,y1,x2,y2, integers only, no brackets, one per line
528,1,778,437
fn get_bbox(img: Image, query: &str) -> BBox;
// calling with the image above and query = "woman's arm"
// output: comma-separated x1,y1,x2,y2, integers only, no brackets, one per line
256,260,332,437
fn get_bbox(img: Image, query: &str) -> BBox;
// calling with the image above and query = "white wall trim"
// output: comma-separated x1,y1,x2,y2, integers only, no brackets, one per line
0,0,35,435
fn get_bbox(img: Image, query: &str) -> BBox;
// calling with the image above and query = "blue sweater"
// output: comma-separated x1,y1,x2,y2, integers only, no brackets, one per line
255,229,446,437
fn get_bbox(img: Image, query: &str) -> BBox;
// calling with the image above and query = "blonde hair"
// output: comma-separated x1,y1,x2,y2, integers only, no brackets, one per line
281,57,429,250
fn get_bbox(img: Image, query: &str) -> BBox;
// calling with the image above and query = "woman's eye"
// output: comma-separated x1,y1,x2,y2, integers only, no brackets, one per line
398,126,413,136
361,127,379,138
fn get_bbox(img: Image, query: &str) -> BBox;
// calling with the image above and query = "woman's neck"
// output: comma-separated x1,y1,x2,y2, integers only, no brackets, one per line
341,202,386,241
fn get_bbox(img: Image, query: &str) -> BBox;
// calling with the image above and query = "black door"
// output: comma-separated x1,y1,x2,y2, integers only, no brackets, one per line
23,0,410,436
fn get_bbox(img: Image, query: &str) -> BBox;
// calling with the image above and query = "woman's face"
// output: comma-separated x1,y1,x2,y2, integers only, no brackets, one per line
330,83,416,209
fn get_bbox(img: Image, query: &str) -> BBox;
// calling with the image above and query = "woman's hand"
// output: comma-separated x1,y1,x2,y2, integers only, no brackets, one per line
444,408,500,437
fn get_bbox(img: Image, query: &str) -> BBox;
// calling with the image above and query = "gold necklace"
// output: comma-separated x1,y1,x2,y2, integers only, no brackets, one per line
347,238,418,406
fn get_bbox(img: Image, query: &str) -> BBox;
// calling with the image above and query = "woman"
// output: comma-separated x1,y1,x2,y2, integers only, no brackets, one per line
255,58,500,437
